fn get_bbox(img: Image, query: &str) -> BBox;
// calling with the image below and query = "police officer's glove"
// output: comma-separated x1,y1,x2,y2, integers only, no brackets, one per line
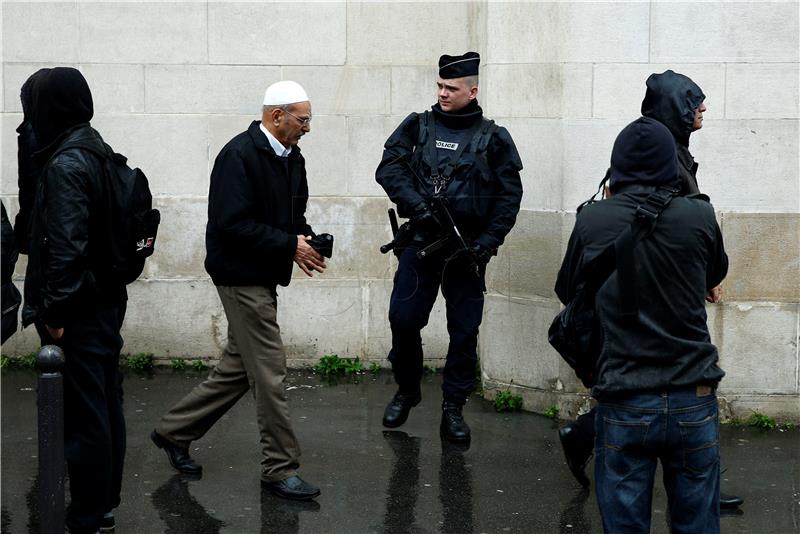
468,244,493,266
410,204,441,234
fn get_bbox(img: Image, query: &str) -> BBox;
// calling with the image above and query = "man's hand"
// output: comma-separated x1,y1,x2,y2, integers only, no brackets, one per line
706,285,723,304
46,325,64,340
294,235,326,277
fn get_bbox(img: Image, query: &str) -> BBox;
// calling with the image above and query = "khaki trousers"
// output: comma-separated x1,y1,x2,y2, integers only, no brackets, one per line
156,285,300,482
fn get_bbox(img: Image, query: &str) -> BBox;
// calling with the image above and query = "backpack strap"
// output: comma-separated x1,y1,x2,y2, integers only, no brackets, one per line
614,185,680,318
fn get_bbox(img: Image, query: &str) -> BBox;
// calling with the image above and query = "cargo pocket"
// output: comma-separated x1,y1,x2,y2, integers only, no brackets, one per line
603,417,650,478
678,413,719,474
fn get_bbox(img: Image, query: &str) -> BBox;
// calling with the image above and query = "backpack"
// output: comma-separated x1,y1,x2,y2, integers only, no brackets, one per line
49,141,161,285
98,149,161,284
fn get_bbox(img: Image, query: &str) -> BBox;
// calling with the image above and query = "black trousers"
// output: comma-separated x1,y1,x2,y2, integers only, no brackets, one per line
38,303,126,534
388,244,485,404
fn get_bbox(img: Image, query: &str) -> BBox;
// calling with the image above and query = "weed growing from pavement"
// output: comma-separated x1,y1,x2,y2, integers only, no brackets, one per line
747,411,777,430
125,352,154,373
543,405,560,420
191,359,208,372
369,361,382,374
171,358,187,371
494,390,523,412
314,354,364,377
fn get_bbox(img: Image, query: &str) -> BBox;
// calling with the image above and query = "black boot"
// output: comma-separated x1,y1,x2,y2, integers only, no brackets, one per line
558,422,592,488
440,401,471,443
720,492,744,509
382,389,421,428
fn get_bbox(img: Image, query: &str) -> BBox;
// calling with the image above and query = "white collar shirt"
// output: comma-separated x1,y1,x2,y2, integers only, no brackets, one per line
259,122,292,157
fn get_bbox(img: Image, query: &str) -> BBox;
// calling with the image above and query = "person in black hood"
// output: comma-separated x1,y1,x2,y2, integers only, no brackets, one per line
641,69,707,195
14,68,47,253
556,117,728,534
375,52,523,444
23,67,127,534
557,71,742,510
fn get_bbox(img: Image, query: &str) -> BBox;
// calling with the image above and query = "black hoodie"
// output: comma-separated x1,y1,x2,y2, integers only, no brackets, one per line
22,68,125,328
556,117,728,398
641,70,706,195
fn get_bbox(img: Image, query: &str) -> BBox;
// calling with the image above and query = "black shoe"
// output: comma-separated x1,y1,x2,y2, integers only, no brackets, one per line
382,390,421,428
558,423,592,488
99,512,114,532
261,475,321,501
440,401,471,443
150,430,203,475
720,492,744,509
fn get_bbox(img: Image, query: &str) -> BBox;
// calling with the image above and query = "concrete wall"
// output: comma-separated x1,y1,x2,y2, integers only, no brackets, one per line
1,2,798,419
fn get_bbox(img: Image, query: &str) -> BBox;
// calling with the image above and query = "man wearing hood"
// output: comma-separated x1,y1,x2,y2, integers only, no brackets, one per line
22,67,127,534
556,117,728,533
557,70,742,509
375,52,523,443
641,69,707,196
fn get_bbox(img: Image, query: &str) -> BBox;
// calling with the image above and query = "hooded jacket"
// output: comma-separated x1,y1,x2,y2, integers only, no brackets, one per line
556,117,728,398
22,68,126,328
641,70,706,196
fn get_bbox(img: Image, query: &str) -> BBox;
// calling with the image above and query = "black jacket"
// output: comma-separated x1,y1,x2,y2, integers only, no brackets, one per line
556,186,728,398
204,120,313,287
375,102,523,251
641,70,706,196
23,125,127,328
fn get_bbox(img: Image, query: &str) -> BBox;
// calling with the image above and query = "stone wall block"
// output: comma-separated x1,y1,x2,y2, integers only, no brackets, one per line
505,210,564,300
691,120,799,213
717,302,799,394
499,118,562,211
145,66,281,114
208,2,346,65
279,279,364,359
561,119,627,211
593,63,725,120
484,64,592,119
479,295,562,389
346,116,397,197
298,116,347,197
390,66,437,117
347,3,479,65
5,63,144,114
142,198,208,280
486,2,648,63
91,114,210,197
2,2,79,63
299,197,393,280
651,2,799,63
722,213,800,302
121,280,225,357
281,66,390,116
726,64,800,119
79,2,208,64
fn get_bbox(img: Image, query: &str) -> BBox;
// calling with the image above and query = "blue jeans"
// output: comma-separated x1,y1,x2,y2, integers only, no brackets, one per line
595,387,720,534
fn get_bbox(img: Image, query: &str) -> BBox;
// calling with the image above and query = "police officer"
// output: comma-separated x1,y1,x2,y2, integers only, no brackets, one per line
375,52,523,443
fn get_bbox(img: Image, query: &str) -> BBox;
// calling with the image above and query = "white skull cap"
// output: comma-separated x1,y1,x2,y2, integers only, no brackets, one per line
263,80,309,106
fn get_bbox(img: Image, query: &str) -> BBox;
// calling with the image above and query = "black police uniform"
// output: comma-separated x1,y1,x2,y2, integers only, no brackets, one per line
375,90,523,408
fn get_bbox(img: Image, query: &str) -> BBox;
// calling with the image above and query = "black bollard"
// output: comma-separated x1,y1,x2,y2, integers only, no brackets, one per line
36,345,65,534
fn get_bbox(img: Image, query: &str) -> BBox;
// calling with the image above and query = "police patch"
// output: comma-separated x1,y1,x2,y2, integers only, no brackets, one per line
435,140,458,151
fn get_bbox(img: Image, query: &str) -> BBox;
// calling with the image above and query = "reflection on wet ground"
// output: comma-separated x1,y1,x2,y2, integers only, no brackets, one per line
2,369,798,533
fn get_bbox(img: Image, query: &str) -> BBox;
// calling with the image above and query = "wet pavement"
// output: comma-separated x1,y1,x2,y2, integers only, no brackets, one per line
2,368,799,533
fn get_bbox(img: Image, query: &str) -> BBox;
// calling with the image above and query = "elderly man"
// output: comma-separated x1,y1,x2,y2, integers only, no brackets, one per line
151,81,325,501
375,52,523,443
